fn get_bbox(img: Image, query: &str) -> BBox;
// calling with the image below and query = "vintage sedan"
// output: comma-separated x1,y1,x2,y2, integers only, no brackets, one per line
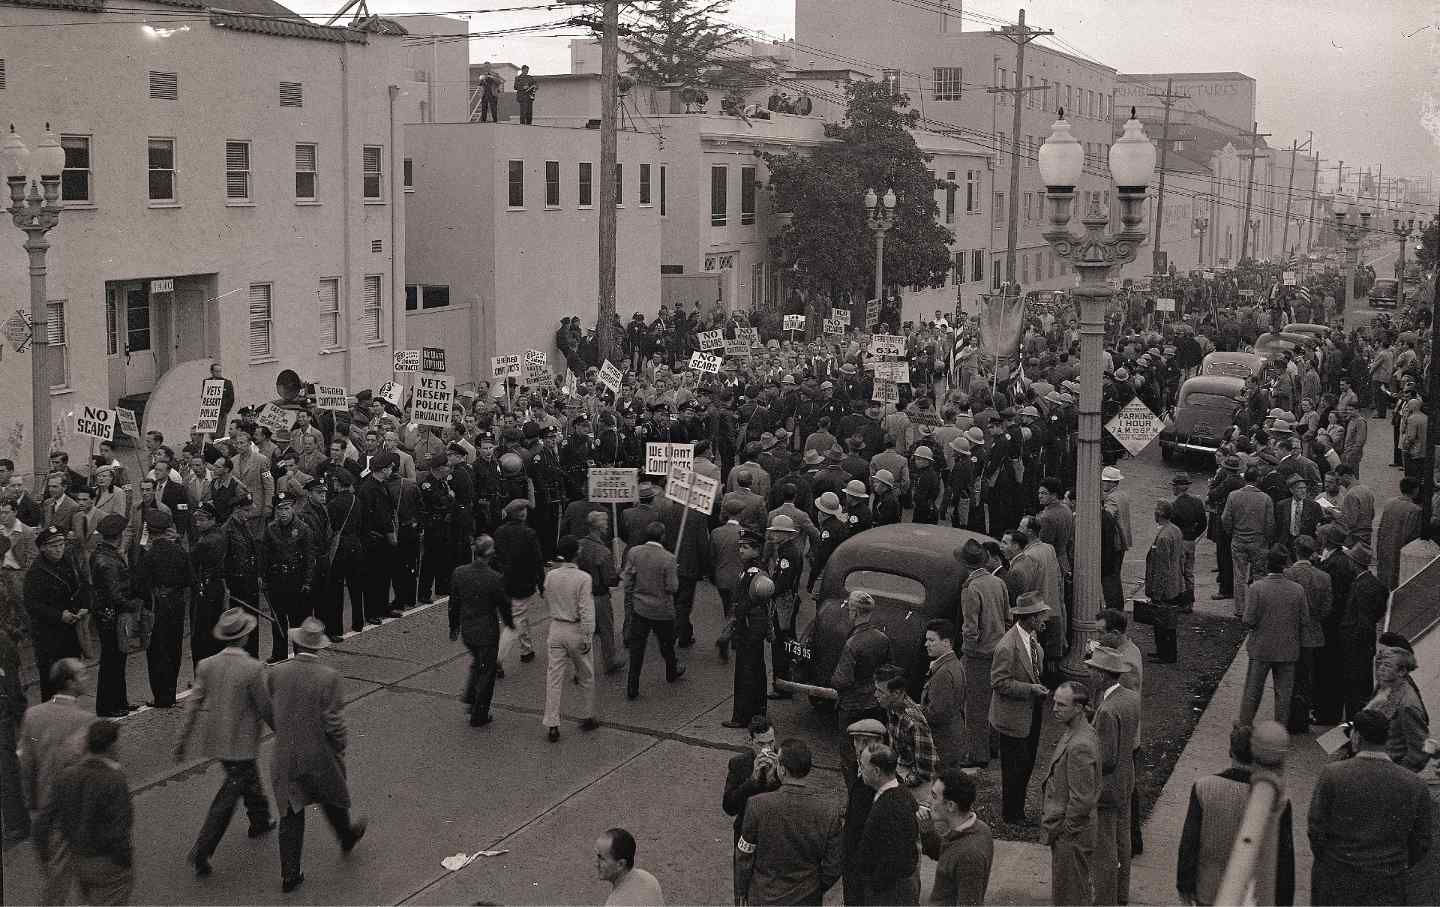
775,523,995,707
1282,322,1332,341
1201,351,1266,381
1159,375,1248,463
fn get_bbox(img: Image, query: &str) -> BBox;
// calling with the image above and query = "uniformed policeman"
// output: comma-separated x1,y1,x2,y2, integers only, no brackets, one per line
298,478,333,603
136,509,193,706
723,531,773,728
417,452,456,603
560,416,597,502
260,492,315,663
446,443,476,567
842,480,872,534
471,433,502,534
324,469,364,640
222,492,265,659
89,513,139,717
189,502,229,667
809,493,850,593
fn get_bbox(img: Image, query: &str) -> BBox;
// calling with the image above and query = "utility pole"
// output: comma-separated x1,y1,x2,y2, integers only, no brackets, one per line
1280,133,1312,257
1147,79,1185,274
1332,160,1347,201
1306,150,1325,257
1238,121,1270,262
596,0,619,361
990,8,1052,287
1424,192,1440,532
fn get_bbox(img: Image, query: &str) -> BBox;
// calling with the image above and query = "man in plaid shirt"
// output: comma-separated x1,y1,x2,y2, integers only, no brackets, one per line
874,668,939,788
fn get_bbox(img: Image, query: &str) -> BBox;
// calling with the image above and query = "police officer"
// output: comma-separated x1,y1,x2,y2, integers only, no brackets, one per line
89,513,138,717
560,416,597,502
446,443,476,567
810,493,850,594
723,531,773,729
471,432,502,534
189,502,229,667
764,515,805,701
843,480,872,534
325,469,364,640
417,452,456,603
531,426,566,560
136,509,193,706
222,492,264,658
298,478,332,606
387,459,423,613
260,492,315,662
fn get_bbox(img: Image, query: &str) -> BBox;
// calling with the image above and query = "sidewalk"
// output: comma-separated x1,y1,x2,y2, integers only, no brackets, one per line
1130,414,1414,906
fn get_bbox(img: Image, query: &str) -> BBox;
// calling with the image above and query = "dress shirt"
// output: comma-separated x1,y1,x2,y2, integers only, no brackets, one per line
1291,499,1302,536
1016,625,1041,676
872,777,899,803
544,562,595,638
886,696,939,788
3,519,22,569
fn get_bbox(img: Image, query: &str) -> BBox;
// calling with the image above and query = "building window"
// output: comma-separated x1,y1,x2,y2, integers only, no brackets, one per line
422,285,450,309
148,138,175,202
225,141,251,201
710,165,727,226
1021,253,1029,283
639,163,652,206
578,162,593,207
362,145,383,201
995,192,1004,221
126,294,150,353
1023,191,1032,224
0,59,6,90
614,163,623,205
403,158,414,192
952,251,964,285
944,170,956,224
104,295,118,356
1065,84,1073,111
997,131,1006,165
248,284,272,361
148,70,178,100
507,159,524,208
659,164,666,216
545,160,560,207
740,165,756,225
751,262,764,309
933,67,962,101
966,169,979,213
46,300,67,388
295,143,318,200
317,278,341,349
361,275,382,343
60,135,90,203
1041,78,1049,107
971,250,984,283
1026,74,1035,107
279,81,303,107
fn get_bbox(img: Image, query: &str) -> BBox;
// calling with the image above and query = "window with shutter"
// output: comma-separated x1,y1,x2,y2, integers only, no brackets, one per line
710,166,727,226
952,251,964,285
295,143,317,200
279,81,303,107
248,284,272,361
945,170,956,223
149,70,178,100
148,138,175,202
740,166,755,225
46,300,68,388
362,275,382,343
362,145,383,200
61,136,91,203
403,158,413,192
639,163,651,206
972,250,984,283
225,141,250,201
317,278,340,349
105,293,119,356
659,164,666,216
507,160,524,208
544,160,559,207
578,162,593,207
615,163,623,206
0,59,7,90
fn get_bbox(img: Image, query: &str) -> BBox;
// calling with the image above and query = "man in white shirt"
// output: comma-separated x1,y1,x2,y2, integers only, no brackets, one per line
597,827,665,907
543,536,598,742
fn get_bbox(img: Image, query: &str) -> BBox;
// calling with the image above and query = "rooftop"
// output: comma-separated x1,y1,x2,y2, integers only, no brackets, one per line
9,0,406,41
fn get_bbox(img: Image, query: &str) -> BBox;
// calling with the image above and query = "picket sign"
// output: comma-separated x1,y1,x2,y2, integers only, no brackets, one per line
830,307,851,325
393,350,421,373
587,467,638,504
377,380,405,408
688,351,722,374
598,360,623,394
823,317,846,335
783,314,806,332
75,405,116,442
196,379,227,434
873,361,910,384
869,334,905,357
645,442,694,476
314,384,348,411
698,330,724,351
735,327,759,346
491,354,522,379
116,408,140,438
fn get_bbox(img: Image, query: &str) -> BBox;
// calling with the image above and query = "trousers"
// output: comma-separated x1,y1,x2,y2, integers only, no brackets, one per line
730,634,768,725
543,620,595,727
42,851,133,906
264,579,305,663
593,593,621,671
391,527,420,608
1214,527,1234,594
417,526,454,601
674,575,698,644
147,590,186,705
328,541,366,634
190,578,227,669
627,614,679,696
464,641,499,721
1094,801,1133,906
961,653,994,765
278,803,359,883
192,759,271,859
95,619,129,715
997,701,1044,822
510,592,539,656
1231,542,1266,617
1049,829,1095,907
1238,658,1296,729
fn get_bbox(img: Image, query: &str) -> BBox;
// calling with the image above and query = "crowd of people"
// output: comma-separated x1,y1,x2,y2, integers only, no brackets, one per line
0,268,1436,904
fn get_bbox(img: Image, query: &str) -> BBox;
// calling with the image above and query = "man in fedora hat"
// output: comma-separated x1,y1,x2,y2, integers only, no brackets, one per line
990,591,1051,825
1087,647,1141,906
808,493,849,594
840,719,889,906
176,607,276,876
268,617,366,893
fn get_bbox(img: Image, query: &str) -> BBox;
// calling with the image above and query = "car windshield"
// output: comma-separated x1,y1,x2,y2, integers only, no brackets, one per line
845,570,926,607
1184,394,1239,412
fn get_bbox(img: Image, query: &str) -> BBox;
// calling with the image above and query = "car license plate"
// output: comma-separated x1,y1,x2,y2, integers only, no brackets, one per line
784,640,812,661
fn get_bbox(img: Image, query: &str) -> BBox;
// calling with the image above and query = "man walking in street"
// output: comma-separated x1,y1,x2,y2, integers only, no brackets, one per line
1239,545,1307,729
260,493,315,664
621,521,685,700
1087,648,1141,906
494,498,544,664
34,720,133,906
175,608,276,877
734,738,844,905
1284,535,1333,735
855,742,921,905
921,619,967,775
1040,681,1101,907
448,535,514,728
575,511,624,674
269,618,366,893
136,511,193,707
1221,467,1274,620
542,536,599,743
1147,500,1187,664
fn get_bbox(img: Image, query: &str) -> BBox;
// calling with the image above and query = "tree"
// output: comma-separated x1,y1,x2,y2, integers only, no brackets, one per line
762,81,956,309
619,0,743,90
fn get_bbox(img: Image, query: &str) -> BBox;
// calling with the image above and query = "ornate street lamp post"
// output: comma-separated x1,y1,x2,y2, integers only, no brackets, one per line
864,187,897,307
1039,108,1155,679
3,124,66,494
1334,200,1371,309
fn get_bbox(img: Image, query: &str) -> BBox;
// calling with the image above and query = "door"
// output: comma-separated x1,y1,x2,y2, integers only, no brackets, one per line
171,283,208,364
123,286,157,395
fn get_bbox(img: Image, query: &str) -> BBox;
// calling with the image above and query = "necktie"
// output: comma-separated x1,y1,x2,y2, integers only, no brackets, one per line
1293,501,1301,536
1030,637,1043,676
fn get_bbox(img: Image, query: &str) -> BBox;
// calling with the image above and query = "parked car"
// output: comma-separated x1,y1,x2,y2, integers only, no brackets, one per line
1159,375,1248,463
1282,323,1333,341
1370,278,1400,309
776,523,995,708
1201,351,1265,381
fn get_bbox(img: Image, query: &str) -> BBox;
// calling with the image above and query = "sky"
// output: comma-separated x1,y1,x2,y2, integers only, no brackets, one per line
367,0,1440,186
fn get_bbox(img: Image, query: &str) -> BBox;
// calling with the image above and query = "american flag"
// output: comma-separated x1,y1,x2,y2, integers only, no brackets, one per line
1297,286,1312,304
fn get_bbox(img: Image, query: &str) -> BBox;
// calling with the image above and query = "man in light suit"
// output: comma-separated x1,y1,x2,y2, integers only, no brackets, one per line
989,592,1051,826
1222,467,1274,619
268,618,366,893
17,658,90,812
1087,648,1141,906
1274,475,1323,557
0,498,38,643
1040,681,1101,907
1239,545,1308,729
175,608,276,876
